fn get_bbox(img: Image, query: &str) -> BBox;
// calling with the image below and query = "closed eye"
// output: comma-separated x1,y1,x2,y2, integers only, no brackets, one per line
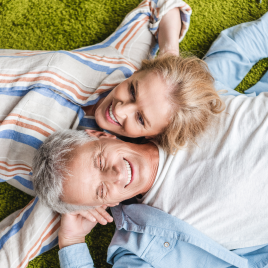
129,82,135,100
137,113,144,126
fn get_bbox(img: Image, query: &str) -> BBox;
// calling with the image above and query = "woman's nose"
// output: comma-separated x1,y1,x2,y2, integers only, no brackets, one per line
115,102,135,119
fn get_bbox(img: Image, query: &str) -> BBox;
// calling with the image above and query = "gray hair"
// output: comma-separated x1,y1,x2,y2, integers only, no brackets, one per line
32,129,98,214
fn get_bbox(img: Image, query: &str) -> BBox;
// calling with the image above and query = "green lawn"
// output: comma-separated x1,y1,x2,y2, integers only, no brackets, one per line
0,0,268,267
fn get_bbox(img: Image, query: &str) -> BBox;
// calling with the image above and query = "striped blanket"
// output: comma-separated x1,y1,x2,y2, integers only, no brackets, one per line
0,0,191,267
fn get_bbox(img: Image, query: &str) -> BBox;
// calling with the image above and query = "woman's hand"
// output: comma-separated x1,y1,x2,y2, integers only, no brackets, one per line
158,7,182,56
58,205,113,249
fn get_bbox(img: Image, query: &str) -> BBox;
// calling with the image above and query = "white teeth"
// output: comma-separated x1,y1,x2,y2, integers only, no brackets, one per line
124,159,132,187
109,105,119,123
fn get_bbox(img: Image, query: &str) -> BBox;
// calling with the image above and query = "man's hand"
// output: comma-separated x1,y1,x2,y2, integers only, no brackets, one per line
58,205,113,249
78,205,114,225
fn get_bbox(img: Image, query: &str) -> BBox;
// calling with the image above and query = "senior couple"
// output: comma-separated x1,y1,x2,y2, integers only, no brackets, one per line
1,0,268,267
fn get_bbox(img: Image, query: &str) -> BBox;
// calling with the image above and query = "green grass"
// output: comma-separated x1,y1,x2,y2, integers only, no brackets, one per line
0,0,268,267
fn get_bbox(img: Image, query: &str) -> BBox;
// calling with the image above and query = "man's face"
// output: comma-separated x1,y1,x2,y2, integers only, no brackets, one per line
62,136,159,207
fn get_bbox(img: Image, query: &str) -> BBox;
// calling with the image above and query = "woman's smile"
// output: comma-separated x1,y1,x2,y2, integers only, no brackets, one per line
105,103,120,126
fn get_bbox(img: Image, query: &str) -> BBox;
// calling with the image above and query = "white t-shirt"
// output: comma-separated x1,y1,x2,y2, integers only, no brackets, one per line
140,93,268,250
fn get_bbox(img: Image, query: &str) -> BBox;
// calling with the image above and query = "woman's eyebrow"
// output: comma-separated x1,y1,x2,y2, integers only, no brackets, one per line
135,80,151,128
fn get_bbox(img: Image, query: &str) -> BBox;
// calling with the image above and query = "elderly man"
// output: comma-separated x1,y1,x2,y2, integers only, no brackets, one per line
33,13,268,268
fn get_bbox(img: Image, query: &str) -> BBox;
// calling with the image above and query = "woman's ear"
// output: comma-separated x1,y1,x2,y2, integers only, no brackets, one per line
85,129,117,139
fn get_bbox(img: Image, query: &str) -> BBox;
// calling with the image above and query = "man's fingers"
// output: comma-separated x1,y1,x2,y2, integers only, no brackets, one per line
95,207,113,223
80,209,108,225
79,211,97,223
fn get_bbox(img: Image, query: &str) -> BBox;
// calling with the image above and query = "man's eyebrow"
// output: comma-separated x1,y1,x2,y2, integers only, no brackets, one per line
93,142,100,169
136,80,151,128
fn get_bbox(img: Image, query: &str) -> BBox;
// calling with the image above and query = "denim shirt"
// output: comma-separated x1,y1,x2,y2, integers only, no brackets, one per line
58,12,268,268
59,203,268,268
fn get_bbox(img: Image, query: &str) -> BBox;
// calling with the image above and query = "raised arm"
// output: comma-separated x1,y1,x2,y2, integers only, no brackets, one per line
158,7,182,56
204,12,268,96
76,0,191,68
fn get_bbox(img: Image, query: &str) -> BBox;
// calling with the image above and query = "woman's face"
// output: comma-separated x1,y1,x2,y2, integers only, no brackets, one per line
95,71,172,138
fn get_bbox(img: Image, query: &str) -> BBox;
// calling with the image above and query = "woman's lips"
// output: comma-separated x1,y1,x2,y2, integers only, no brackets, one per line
105,103,120,126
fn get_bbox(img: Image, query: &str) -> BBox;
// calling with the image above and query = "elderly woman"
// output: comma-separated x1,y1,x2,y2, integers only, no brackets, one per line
0,0,199,267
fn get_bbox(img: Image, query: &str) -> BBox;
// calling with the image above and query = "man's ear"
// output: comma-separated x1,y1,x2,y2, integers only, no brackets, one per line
85,129,117,139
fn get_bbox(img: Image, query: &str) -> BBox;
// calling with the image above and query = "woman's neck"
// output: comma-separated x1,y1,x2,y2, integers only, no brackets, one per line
82,98,105,116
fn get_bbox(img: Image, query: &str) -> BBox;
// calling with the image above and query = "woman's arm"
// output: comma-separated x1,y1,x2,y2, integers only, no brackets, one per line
76,0,191,66
158,7,181,56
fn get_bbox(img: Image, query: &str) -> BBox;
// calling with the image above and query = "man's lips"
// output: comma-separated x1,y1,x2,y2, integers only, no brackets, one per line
105,103,120,126
124,158,134,188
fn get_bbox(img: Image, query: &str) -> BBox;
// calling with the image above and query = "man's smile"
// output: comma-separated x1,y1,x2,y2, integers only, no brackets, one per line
123,158,134,188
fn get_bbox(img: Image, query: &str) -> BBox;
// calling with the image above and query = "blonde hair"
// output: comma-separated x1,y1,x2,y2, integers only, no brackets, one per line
138,54,225,154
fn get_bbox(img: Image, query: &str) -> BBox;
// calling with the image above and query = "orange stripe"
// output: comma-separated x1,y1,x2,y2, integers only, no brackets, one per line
0,161,31,169
16,199,35,218
0,165,31,172
0,172,29,177
2,120,51,137
29,221,61,261
99,83,118,87
115,19,142,50
0,76,89,101
122,18,148,54
156,7,160,18
75,52,138,70
11,199,36,224
17,214,60,268
0,70,91,96
9,113,55,132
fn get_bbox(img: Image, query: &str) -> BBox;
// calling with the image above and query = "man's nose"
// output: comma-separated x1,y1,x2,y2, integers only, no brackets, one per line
114,101,135,119
105,163,124,185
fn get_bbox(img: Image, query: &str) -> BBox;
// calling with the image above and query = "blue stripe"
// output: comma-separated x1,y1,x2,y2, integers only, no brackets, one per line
75,13,149,52
0,197,39,250
0,130,43,150
150,26,158,31
22,82,111,108
13,175,34,190
0,88,31,96
0,85,84,114
39,237,58,255
79,117,99,128
181,13,190,24
150,43,159,57
0,178,5,182
32,87,82,113
58,51,133,78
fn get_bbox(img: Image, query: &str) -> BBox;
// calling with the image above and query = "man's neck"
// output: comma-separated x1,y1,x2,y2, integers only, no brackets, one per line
140,142,160,195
